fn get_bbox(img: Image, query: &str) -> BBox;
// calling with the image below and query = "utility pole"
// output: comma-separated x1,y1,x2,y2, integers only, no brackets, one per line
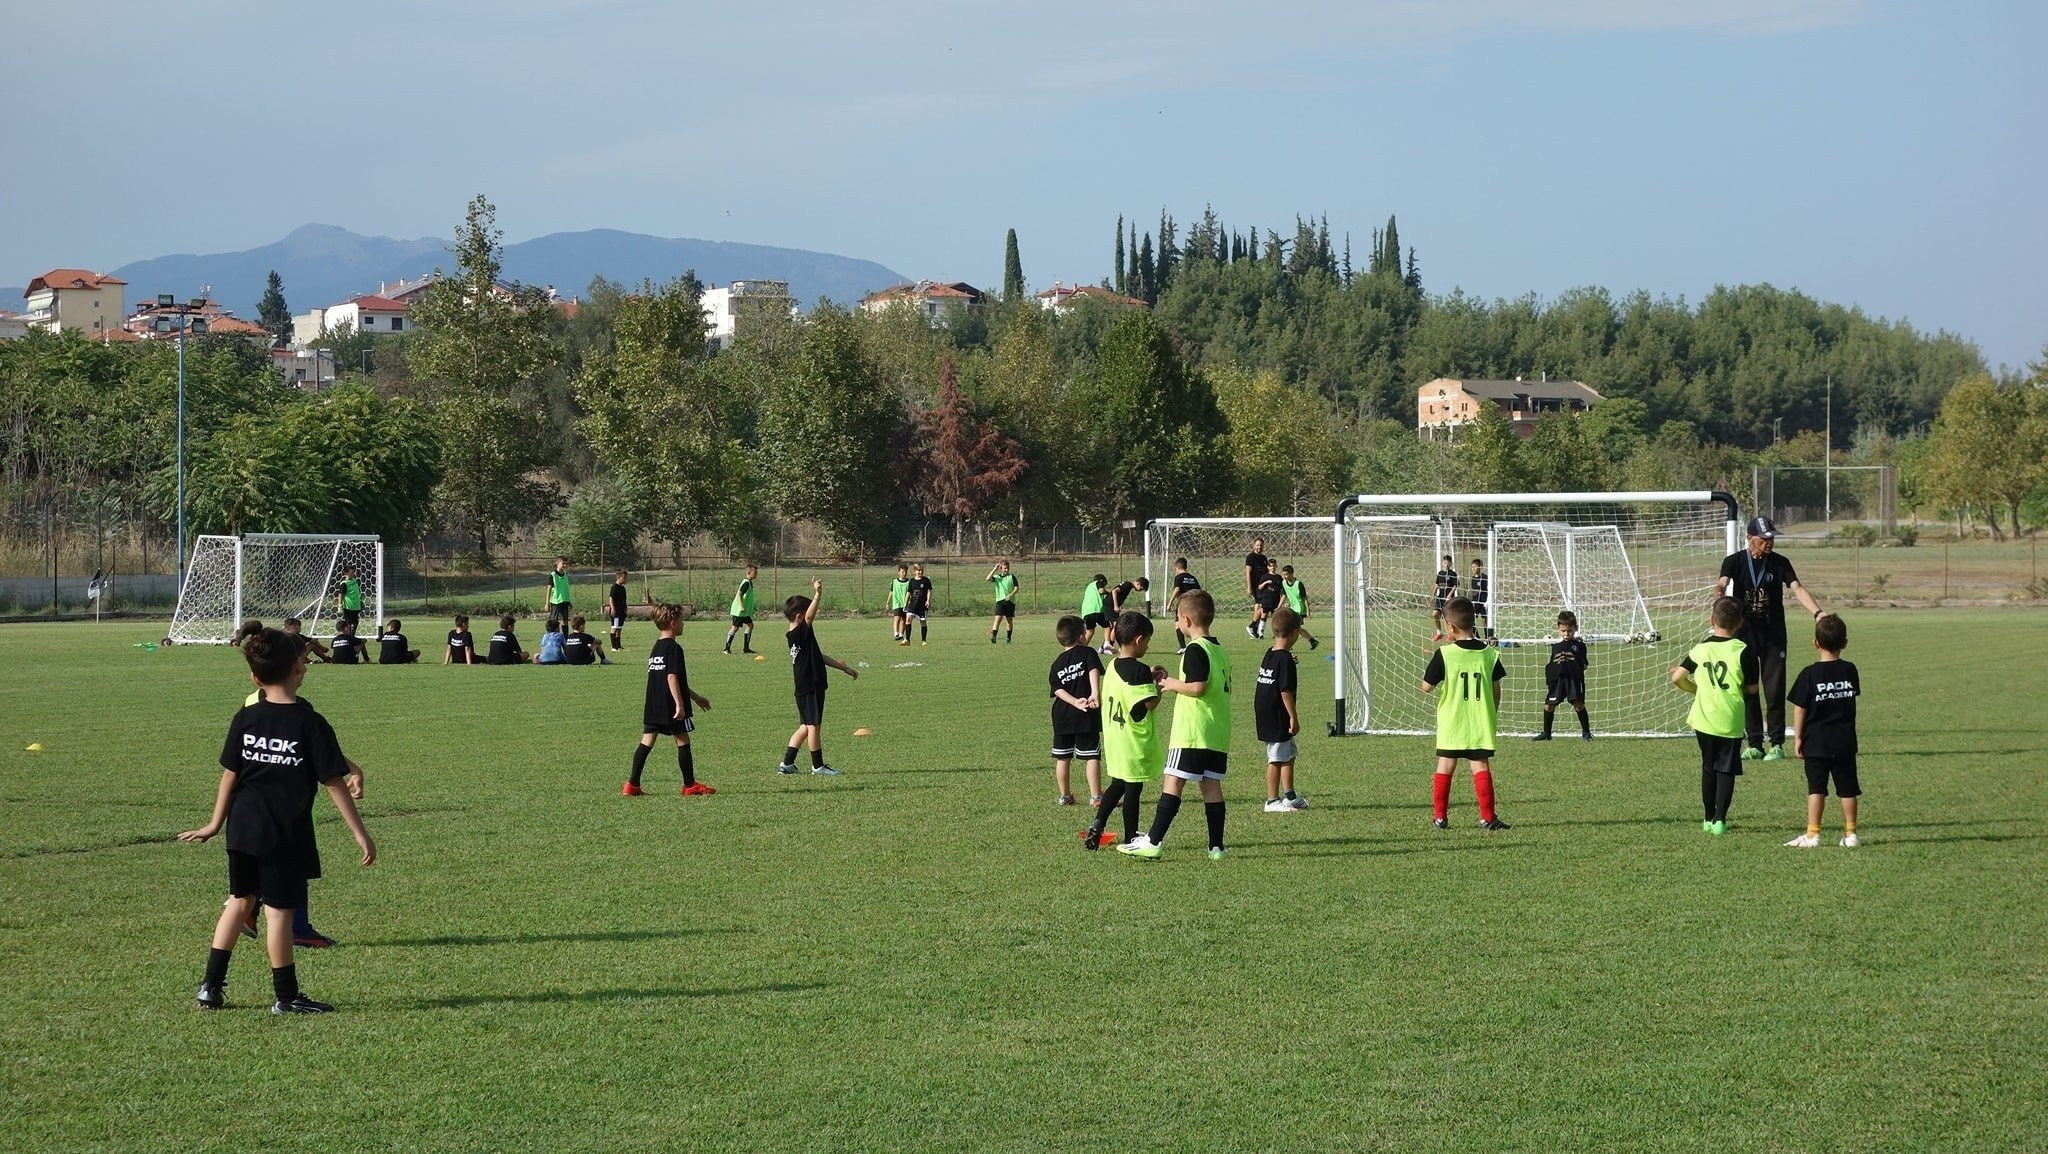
1824,372,1833,524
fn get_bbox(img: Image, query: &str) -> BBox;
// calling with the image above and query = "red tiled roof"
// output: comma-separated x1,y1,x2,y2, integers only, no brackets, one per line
1037,284,1147,308
26,269,127,295
92,327,143,343
347,295,407,311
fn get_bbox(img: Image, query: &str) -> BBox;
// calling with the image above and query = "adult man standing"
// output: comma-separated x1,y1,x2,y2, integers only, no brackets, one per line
1714,516,1824,761
1244,537,1276,640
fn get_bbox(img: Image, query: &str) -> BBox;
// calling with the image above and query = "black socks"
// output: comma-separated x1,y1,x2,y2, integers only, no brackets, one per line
1090,781,1146,842
272,963,299,1003
781,745,799,768
1148,793,1183,844
811,748,825,769
631,743,652,786
205,946,231,987
1702,770,1736,821
1205,801,1226,852
1577,707,1592,736
678,744,695,787
1541,708,1555,736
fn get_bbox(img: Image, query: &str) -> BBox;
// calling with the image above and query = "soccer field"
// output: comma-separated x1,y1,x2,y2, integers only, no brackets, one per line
2,611,2044,1152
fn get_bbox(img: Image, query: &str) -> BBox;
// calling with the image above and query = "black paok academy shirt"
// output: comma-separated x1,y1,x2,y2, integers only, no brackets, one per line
905,576,934,614
329,633,364,664
787,621,827,695
487,630,523,665
565,631,599,665
1050,644,1103,732
220,697,348,871
1720,549,1801,642
447,629,475,663
644,636,690,726
1254,648,1299,743
378,631,409,663
1790,658,1860,757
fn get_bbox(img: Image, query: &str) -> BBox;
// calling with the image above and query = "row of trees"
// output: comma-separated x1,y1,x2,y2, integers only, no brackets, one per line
3,196,2041,574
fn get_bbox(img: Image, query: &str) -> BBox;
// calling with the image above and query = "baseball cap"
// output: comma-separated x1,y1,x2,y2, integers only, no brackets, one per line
1746,516,1778,539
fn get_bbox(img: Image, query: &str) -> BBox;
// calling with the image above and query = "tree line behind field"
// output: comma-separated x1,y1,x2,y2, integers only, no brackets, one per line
5,197,2045,576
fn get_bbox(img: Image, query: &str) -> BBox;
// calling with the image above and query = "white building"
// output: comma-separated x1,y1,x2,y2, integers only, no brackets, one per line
700,279,795,348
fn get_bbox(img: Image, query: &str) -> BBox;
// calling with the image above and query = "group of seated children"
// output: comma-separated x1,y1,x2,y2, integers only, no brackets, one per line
458,615,613,666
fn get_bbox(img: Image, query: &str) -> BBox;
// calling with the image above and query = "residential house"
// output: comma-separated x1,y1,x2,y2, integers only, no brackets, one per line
1417,376,1603,441
1035,281,1146,316
859,281,984,326
700,279,795,348
21,269,127,336
0,308,28,342
273,347,338,390
124,297,274,347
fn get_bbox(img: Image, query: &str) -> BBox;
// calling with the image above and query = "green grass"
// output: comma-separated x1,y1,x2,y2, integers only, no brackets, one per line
2,610,2044,1152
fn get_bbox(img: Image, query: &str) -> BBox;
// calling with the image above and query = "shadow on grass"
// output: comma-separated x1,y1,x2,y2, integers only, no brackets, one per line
1880,832,2046,845
1255,834,1534,859
1876,818,2024,831
881,765,1007,776
4,831,178,859
1537,815,1701,829
407,980,834,1010
364,927,752,949
1886,748,2048,758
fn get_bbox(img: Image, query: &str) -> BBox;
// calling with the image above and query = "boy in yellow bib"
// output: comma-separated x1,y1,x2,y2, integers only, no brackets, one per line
1671,596,1760,836
1120,590,1231,859
1423,598,1509,831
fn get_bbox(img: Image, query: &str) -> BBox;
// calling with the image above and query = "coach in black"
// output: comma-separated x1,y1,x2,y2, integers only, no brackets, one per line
1714,516,1825,761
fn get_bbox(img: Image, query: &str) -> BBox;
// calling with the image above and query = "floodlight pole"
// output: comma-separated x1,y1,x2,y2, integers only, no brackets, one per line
176,320,186,590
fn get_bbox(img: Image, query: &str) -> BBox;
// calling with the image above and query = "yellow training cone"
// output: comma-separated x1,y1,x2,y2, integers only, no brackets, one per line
25,743,44,751
754,654,766,661
852,727,872,737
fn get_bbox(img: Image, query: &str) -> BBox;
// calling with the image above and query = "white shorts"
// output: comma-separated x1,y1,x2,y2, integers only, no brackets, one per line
610,615,625,630
1265,739,1298,765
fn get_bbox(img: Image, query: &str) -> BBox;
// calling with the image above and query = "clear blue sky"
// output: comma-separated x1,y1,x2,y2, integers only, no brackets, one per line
3,0,2041,370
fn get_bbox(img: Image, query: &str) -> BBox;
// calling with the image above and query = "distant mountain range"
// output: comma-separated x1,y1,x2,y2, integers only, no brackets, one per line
3,224,907,320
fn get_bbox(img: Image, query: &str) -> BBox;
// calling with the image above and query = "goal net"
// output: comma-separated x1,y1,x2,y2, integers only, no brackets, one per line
169,533,384,644
1333,492,1739,738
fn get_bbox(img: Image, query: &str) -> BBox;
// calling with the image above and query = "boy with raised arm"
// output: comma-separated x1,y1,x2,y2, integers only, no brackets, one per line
778,579,859,776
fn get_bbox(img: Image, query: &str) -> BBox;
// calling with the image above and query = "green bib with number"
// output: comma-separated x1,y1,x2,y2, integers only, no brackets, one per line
1169,638,1232,751
991,573,1018,600
341,578,362,611
1685,636,1747,738
1435,643,1500,749
1282,578,1306,614
1102,666,1164,783
549,571,570,606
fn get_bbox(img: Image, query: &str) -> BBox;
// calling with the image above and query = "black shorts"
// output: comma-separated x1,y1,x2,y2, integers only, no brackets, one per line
1052,730,1103,760
994,599,1016,618
1432,596,1449,613
794,692,825,727
1697,732,1744,777
1082,612,1109,630
227,850,310,911
1803,754,1861,798
1545,676,1585,705
906,607,928,620
550,601,571,620
1165,747,1228,781
730,615,754,628
1435,748,1496,761
340,608,361,629
1255,590,1281,611
644,716,696,737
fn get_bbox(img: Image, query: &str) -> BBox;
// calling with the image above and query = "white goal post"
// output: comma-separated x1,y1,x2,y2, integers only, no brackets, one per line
169,533,385,644
1331,491,1740,738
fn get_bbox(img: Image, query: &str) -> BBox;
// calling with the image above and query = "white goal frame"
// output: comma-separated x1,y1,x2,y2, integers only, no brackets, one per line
169,533,385,644
1331,491,1739,738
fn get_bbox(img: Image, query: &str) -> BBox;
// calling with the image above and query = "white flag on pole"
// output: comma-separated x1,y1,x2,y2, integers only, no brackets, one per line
87,568,103,601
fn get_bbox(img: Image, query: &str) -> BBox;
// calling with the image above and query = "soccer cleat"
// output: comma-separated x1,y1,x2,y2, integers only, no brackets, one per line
1245,625,1258,639
1531,732,1553,742
810,765,841,776
1116,836,1161,859
1839,833,1861,848
1309,637,1320,650
271,993,335,1015
1088,794,1104,807
1742,745,1766,761
621,782,644,797
681,782,715,796
1208,847,1227,860
1480,817,1511,832
195,982,225,1010
722,647,732,656
1709,821,1727,836
776,763,799,775
1703,819,1714,832
1056,794,1076,807
1431,630,1444,642
1784,833,1821,848
1431,818,1449,831
240,907,259,939
1005,634,1012,644
1081,826,1105,851
1763,744,1786,761
294,932,335,949
1264,798,1293,813
743,647,755,655
1581,732,1594,742
1286,793,1308,810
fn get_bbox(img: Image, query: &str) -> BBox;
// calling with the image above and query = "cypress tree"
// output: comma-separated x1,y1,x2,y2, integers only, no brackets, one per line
1405,245,1422,292
257,269,290,348
1382,215,1401,278
1137,233,1156,304
1114,216,1126,295
1002,228,1026,302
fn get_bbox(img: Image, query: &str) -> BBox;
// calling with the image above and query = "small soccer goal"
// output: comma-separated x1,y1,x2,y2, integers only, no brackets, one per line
1331,492,1739,738
169,533,384,644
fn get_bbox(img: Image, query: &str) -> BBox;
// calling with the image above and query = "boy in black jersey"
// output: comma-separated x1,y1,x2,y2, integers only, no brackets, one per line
328,619,366,665
282,617,329,663
608,569,630,651
625,603,713,796
445,614,476,665
181,627,375,1014
778,578,859,775
1432,555,1458,642
1469,559,1492,639
1048,615,1104,808
1258,607,1306,811
1534,610,1592,741
904,562,935,646
1167,557,1201,651
1108,576,1150,616
376,619,419,664
1786,613,1862,848
486,616,524,665
565,615,611,666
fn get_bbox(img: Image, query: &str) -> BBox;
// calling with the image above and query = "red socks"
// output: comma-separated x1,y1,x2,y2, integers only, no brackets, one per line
1432,773,1452,821
1473,770,1497,824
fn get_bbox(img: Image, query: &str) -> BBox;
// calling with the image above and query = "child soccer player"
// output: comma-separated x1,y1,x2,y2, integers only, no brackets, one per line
779,578,858,775
328,619,366,665
1167,557,1201,652
1786,613,1862,848
608,569,629,651
486,616,525,665
904,562,935,645
888,563,911,644
445,614,476,665
1079,574,1110,650
180,627,375,1013
282,617,329,663
534,619,567,665
1048,615,1104,808
1278,565,1319,650
723,563,759,655
1671,596,1759,836
1108,575,1150,617
334,563,364,634
1534,610,1591,741
1084,610,1164,851
376,619,419,664
1423,597,1509,831
546,557,573,632
564,615,611,665
624,603,713,796
987,560,1019,643
1120,589,1231,860
1469,559,1492,640
1431,555,1458,642
1258,607,1306,811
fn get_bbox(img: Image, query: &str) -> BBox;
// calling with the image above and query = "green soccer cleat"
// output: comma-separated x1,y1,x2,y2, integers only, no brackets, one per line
1703,820,1714,833
1709,820,1727,836
1741,745,1765,761
1763,744,1786,761
1116,836,1161,859
1207,847,1227,860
